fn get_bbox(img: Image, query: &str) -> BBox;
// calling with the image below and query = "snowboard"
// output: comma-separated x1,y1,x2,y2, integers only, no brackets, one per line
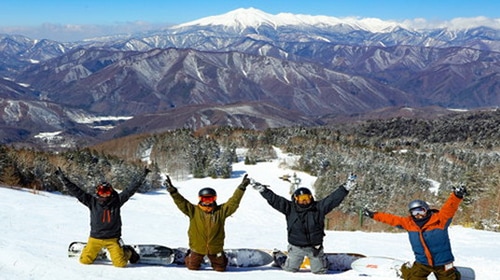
68,241,175,265
173,247,273,267
272,249,365,271
351,256,475,280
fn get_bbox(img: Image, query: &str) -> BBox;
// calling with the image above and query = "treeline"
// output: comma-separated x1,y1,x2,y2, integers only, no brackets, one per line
1,110,499,231
0,146,162,194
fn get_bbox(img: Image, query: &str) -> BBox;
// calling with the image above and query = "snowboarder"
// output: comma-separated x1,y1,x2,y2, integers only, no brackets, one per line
164,174,250,271
252,173,357,274
56,167,150,267
362,186,468,280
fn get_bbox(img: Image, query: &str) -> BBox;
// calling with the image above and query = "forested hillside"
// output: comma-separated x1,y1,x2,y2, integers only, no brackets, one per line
1,109,498,231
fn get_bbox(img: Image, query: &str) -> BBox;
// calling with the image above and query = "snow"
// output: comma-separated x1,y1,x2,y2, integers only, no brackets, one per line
175,8,500,32
174,7,404,33
34,131,62,139
1,150,499,280
426,179,441,196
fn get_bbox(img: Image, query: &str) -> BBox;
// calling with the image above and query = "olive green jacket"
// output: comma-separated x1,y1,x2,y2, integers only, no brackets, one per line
171,187,245,255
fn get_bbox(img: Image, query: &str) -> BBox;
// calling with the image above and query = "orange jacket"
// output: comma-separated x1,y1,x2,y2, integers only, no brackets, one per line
373,193,462,266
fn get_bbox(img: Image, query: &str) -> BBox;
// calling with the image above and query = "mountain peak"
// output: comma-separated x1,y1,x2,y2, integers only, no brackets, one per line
175,7,279,29
174,7,405,33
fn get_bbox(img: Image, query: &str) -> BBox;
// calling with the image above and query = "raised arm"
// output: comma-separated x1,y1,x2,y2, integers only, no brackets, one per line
164,175,196,217
221,174,250,216
119,167,151,204
55,167,92,207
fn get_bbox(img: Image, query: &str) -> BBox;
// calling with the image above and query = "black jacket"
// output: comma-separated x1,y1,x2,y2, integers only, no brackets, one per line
261,185,349,247
62,175,145,239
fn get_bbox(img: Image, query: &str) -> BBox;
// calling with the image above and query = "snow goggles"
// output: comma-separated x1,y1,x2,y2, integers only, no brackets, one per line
96,183,112,197
199,195,217,204
295,194,312,204
410,207,427,216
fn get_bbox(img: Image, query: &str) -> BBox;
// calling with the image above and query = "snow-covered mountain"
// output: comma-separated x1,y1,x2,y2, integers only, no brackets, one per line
174,7,406,32
0,8,499,148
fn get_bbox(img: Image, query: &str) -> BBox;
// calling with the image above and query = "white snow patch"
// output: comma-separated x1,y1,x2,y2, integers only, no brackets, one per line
34,131,62,139
426,179,441,196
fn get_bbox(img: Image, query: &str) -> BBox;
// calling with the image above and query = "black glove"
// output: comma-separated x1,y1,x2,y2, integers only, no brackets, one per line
238,174,250,190
250,178,268,192
363,208,375,219
453,185,468,199
144,166,151,175
164,176,177,194
55,167,65,179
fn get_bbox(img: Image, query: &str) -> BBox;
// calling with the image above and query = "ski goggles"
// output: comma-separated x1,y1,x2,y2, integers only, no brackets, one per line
410,207,427,217
199,195,217,204
96,184,112,197
295,194,312,204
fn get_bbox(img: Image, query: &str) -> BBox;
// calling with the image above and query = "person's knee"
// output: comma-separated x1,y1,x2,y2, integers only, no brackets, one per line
110,249,130,267
185,251,203,270
283,266,299,273
111,260,128,267
311,266,328,274
79,255,94,265
283,260,300,273
213,265,226,272
186,259,200,270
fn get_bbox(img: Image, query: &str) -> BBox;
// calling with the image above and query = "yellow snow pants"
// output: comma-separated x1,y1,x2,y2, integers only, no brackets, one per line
80,237,131,267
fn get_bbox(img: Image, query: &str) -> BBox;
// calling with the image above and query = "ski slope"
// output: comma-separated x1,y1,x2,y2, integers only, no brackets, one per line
1,151,499,279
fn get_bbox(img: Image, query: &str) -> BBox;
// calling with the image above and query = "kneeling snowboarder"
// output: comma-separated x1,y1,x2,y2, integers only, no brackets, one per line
56,167,149,267
252,173,356,274
165,174,250,271
363,186,468,280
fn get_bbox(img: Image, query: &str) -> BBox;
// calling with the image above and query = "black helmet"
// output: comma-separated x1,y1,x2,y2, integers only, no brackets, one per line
408,199,430,211
292,187,313,207
198,187,217,197
293,187,312,197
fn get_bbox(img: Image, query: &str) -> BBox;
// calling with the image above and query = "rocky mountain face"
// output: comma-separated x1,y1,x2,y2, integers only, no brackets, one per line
0,8,499,148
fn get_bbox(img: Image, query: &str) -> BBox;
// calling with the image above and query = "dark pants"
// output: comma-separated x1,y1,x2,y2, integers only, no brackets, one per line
401,261,460,280
185,250,228,272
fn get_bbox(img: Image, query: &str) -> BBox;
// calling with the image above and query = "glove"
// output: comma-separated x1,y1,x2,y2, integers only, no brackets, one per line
238,174,250,190
144,166,151,175
55,167,65,180
453,185,468,199
164,176,177,194
362,208,375,219
250,178,267,192
344,173,357,191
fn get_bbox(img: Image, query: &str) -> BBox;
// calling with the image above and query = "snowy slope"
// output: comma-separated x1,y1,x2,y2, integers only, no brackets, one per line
1,150,499,280
174,7,403,33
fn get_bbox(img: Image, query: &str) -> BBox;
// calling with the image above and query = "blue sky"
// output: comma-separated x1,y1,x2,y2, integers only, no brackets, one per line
1,0,498,41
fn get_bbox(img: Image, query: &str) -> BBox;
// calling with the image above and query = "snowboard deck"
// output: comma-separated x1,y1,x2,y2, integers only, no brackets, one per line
351,256,475,280
173,247,273,267
68,241,175,265
271,249,365,271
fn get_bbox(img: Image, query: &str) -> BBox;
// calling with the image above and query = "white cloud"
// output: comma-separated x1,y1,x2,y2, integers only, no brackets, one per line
0,21,173,42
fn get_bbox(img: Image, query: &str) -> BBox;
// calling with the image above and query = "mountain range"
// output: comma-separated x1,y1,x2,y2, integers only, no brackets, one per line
0,8,499,148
